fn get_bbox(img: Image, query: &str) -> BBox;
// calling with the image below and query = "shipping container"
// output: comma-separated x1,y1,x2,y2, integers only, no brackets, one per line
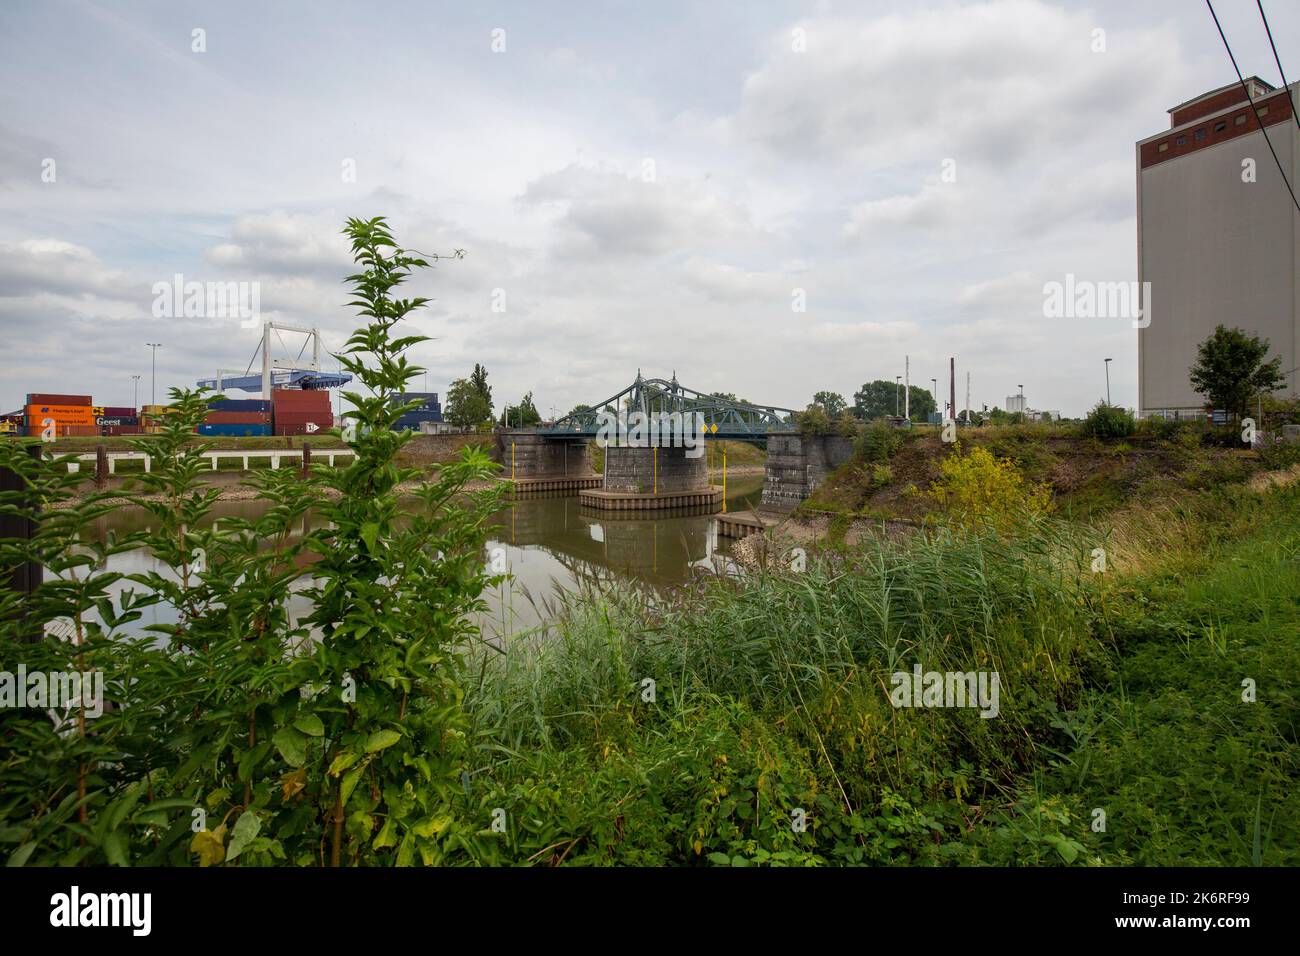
27,393,91,406
209,398,272,413
95,416,140,427
101,406,136,418
141,404,167,415
25,404,96,426
197,423,272,437
205,411,272,425
58,425,100,438
102,425,145,436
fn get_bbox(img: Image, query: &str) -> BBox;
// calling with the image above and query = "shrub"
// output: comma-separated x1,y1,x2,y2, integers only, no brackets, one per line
856,421,904,463
930,444,1051,531
795,404,830,436
1081,402,1135,440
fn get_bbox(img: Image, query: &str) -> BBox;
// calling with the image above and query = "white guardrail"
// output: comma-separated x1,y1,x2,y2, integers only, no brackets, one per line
62,448,357,474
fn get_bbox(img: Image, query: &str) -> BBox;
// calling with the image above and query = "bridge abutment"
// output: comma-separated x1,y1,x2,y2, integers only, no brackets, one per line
759,434,854,513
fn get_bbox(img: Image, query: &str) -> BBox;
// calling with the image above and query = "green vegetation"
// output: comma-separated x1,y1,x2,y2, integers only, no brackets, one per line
459,479,1299,864
1081,402,1135,440
445,364,495,429
852,379,937,421
1190,324,1285,419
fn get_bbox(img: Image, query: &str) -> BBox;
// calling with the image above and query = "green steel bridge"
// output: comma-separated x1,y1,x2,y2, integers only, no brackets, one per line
540,372,797,440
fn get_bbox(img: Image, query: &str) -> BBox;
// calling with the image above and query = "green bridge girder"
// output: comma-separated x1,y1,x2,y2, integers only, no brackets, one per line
539,372,797,440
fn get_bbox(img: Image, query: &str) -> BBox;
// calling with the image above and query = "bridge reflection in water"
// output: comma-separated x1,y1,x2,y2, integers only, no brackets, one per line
479,474,764,639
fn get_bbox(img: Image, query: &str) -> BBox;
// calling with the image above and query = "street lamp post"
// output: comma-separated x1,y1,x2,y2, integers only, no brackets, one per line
895,375,902,416
131,375,141,411
1104,358,1112,406
146,343,162,406
931,378,937,419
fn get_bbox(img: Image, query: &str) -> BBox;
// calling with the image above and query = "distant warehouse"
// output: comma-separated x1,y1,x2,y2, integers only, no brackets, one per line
1136,77,1299,418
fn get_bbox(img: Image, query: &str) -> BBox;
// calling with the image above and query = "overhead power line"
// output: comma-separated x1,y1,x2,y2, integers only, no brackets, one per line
1255,0,1300,132
1205,0,1300,216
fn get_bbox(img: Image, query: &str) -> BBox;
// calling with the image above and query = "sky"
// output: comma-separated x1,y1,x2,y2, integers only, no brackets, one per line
2,0,1298,418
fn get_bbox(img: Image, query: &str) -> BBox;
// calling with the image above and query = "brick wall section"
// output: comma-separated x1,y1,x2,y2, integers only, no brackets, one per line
1170,86,1251,127
760,435,854,512
496,432,593,477
603,445,708,493
1141,89,1294,170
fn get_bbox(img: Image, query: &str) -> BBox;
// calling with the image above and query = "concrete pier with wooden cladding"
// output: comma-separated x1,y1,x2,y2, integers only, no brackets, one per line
498,431,598,498
581,444,721,513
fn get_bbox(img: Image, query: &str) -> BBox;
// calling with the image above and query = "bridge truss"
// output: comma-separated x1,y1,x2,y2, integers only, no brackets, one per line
542,372,797,440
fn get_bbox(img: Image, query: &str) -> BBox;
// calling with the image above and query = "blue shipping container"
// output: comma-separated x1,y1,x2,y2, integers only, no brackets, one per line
209,398,272,413
198,423,272,437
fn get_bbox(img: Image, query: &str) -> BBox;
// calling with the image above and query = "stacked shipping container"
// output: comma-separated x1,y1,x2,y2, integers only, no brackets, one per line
272,389,331,435
200,397,272,437
24,393,95,437
389,392,442,432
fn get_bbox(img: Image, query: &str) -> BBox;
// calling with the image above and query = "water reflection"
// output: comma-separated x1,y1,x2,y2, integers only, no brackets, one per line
68,474,767,640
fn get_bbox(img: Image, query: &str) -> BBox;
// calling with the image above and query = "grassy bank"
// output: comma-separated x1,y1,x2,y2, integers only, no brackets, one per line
459,476,1299,865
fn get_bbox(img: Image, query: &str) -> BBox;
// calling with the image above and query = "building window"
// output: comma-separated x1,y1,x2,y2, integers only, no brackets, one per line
1158,142,1169,152
1235,114,1247,126
1176,135,1187,145
1194,128,1207,140
1259,105,1269,117
1215,121,1226,132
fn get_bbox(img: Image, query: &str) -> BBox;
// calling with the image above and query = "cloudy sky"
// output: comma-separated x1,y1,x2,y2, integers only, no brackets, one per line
2,0,1297,418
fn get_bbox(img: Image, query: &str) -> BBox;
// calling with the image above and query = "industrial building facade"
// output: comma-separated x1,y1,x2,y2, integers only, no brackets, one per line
1136,77,1300,418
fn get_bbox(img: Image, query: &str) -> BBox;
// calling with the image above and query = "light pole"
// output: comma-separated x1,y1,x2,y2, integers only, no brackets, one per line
1018,384,1024,417
146,343,162,406
931,378,938,419
131,375,141,411
1104,358,1112,406
895,375,902,416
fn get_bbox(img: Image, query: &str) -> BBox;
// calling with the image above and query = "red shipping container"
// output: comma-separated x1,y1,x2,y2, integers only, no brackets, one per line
274,424,308,436
59,425,99,437
102,406,136,417
103,425,145,436
27,393,92,406
205,412,272,425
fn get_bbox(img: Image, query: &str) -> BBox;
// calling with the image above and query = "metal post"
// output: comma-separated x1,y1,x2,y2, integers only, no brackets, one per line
1104,358,1112,406
147,343,162,406
950,358,956,428
511,441,516,481
95,445,108,489
722,446,727,514
301,444,311,478
653,446,658,495
904,356,910,421
1,445,44,641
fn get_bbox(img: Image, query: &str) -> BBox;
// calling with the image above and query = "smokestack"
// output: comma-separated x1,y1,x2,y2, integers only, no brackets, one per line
965,372,971,425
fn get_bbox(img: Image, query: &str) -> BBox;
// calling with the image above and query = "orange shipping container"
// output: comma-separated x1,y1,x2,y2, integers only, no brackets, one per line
25,404,96,426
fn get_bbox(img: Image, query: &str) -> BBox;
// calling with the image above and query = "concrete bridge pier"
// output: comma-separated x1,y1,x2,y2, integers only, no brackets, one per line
580,444,723,512
498,431,601,494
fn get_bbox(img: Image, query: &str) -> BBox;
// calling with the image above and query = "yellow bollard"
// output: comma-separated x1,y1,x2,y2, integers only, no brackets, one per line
654,446,658,495
511,441,516,481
